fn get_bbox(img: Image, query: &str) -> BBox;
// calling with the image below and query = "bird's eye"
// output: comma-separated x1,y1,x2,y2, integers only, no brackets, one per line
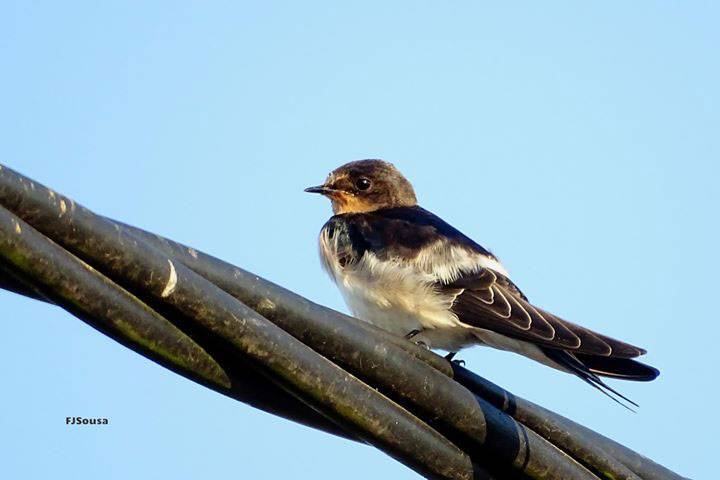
355,178,371,191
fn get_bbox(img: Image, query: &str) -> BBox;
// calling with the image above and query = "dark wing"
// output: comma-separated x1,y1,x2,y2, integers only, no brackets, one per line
446,269,647,359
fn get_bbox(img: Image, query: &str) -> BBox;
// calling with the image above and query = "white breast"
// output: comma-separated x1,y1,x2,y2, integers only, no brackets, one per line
318,228,507,351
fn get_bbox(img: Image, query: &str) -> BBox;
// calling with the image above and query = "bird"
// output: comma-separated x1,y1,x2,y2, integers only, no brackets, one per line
305,159,659,406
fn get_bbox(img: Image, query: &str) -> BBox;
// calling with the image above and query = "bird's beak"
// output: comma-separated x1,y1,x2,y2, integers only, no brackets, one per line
304,185,332,195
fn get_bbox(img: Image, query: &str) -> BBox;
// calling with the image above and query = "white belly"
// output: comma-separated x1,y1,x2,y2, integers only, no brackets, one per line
328,252,477,351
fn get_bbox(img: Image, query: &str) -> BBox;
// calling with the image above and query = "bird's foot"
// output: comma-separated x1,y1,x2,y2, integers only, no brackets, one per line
444,352,465,366
404,330,430,349
405,329,422,340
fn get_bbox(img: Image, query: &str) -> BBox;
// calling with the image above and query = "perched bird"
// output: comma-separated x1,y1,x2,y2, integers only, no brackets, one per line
305,159,659,405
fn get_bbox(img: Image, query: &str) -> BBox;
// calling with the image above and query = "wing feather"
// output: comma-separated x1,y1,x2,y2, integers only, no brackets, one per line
446,270,646,358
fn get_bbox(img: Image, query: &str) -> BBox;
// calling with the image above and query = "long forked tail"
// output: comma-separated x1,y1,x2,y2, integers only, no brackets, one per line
542,348,660,410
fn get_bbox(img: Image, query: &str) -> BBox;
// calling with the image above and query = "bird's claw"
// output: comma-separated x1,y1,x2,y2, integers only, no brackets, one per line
444,352,465,366
405,329,430,349
405,329,422,340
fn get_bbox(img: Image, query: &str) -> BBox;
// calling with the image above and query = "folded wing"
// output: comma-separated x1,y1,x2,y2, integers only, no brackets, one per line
445,269,647,359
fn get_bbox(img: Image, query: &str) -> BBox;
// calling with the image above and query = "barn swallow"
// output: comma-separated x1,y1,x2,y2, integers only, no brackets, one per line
306,159,659,405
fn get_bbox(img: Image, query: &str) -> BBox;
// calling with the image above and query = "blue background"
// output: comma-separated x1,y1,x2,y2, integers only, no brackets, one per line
1,2,717,479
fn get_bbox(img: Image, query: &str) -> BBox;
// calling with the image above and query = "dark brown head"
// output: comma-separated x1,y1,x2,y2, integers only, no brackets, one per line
305,159,417,214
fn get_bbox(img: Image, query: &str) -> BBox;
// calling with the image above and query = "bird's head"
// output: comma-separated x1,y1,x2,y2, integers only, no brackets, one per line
305,159,417,214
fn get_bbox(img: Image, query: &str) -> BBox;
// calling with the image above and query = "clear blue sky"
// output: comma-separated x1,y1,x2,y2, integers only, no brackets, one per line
1,2,717,479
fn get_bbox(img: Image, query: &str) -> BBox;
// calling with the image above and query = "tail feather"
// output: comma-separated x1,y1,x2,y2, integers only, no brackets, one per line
542,348,659,410
574,353,660,382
